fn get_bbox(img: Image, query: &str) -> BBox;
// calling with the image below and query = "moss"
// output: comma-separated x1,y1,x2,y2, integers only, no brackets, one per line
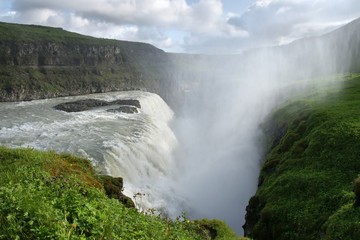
99,175,135,208
245,74,360,239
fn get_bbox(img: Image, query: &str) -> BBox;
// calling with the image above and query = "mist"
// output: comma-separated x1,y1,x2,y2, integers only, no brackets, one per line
168,18,360,234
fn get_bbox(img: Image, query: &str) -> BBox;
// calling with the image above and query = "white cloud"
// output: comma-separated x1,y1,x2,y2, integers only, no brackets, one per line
0,11,16,18
16,8,58,24
1,0,360,53
5,0,239,52
276,6,291,15
68,14,89,29
10,0,192,28
255,0,272,8
227,0,360,50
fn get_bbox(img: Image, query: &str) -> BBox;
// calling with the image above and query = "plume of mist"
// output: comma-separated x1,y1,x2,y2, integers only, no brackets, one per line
168,18,360,234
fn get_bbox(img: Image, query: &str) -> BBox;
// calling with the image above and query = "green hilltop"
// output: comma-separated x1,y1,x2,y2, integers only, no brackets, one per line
0,21,100,43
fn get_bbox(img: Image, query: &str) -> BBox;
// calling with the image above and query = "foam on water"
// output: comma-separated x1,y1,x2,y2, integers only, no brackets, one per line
0,91,179,214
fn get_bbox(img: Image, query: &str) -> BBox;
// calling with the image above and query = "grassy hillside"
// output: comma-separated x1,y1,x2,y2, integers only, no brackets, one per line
0,146,242,239
244,73,360,239
0,21,160,49
0,21,100,43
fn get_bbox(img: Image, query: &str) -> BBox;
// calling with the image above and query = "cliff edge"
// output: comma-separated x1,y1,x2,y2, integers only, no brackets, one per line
244,74,360,239
0,22,175,103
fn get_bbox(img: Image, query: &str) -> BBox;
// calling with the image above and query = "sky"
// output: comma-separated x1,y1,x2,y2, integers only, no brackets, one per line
0,0,360,54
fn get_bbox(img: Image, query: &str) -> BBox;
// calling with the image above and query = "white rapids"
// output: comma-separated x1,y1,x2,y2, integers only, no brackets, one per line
0,91,182,215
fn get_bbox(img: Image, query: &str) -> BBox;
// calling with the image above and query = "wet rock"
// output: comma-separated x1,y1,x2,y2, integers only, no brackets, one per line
54,98,141,112
107,106,139,114
243,195,264,238
54,99,108,112
354,177,360,207
110,99,141,108
100,175,135,208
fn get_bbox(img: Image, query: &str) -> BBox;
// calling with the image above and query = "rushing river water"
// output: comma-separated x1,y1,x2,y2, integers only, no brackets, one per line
0,89,267,235
0,91,186,215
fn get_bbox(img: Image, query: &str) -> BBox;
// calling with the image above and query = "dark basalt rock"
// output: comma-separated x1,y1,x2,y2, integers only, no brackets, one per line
243,195,264,238
110,99,141,108
107,106,139,114
100,175,135,208
354,177,360,207
54,98,141,112
54,99,108,112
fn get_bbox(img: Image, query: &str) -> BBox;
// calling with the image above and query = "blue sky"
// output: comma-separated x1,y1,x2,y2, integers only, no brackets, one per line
1,0,360,53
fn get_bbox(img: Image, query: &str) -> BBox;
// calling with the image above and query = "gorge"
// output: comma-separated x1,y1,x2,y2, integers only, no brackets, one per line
1,18,360,239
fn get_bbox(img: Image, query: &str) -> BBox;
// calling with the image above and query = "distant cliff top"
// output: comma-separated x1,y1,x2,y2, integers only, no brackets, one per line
0,21,163,51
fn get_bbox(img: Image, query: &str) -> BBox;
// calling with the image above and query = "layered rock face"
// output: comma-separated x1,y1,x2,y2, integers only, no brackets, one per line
0,41,124,66
0,22,178,105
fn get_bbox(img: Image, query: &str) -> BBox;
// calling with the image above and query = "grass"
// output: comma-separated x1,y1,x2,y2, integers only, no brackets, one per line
0,146,243,239
0,21,142,45
247,73,360,239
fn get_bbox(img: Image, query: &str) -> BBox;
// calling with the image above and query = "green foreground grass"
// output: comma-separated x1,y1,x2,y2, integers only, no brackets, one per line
248,73,360,239
0,147,242,239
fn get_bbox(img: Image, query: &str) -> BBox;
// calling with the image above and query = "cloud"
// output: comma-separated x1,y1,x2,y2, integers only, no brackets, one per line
227,0,360,49
4,0,241,52
1,0,360,53
8,0,228,33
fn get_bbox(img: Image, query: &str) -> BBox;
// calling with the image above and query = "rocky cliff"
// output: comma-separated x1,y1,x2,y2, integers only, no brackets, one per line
2,18,359,107
0,22,180,106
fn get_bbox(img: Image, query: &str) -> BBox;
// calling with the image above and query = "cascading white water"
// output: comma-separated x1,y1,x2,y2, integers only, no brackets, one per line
170,76,277,233
168,35,347,234
0,29,351,235
0,91,181,214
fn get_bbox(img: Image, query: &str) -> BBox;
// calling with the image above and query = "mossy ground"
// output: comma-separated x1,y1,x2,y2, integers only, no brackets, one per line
0,146,242,239
248,73,360,239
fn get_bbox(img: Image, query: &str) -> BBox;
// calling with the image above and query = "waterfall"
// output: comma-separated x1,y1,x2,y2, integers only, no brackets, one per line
0,91,181,214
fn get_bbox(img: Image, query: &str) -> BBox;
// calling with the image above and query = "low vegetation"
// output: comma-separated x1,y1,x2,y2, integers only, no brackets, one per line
0,21,138,45
0,146,243,239
245,73,360,239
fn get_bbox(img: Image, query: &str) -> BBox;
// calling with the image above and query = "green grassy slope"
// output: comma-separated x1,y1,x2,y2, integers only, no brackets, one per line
0,146,242,240
0,21,156,48
245,74,360,239
0,21,99,43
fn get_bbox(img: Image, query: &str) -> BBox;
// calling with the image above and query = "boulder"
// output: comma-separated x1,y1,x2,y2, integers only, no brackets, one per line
110,99,141,108
100,175,135,208
54,99,108,112
54,98,141,113
107,106,139,114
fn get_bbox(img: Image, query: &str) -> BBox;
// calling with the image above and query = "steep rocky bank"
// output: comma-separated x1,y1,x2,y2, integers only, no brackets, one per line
0,22,185,107
244,74,360,239
1,18,359,109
